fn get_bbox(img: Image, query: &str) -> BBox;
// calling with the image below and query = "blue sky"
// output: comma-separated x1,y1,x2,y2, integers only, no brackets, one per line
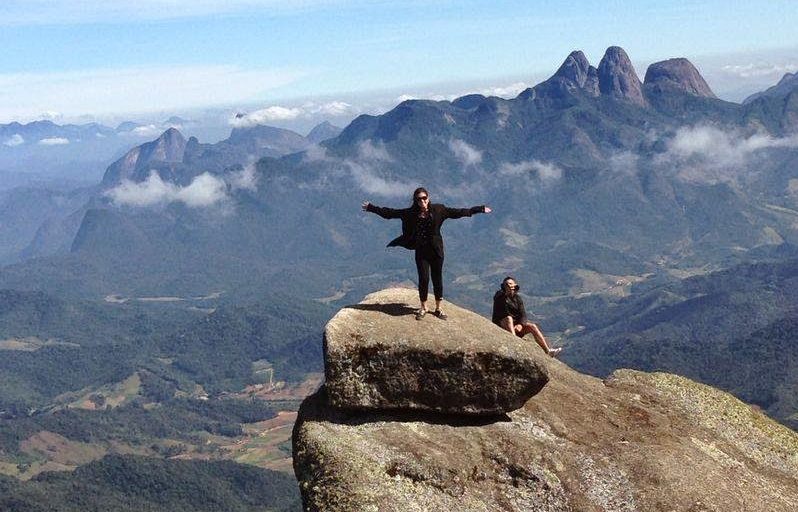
1,0,797,126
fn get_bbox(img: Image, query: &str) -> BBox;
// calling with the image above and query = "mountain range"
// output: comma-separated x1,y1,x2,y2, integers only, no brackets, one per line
0,120,341,265
2,44,798,510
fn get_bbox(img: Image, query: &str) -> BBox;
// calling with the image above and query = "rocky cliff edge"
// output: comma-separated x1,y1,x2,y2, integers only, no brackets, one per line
293,288,798,512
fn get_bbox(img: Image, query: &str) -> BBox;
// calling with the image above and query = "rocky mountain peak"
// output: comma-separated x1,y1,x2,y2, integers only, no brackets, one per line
597,46,647,105
150,127,187,162
526,49,600,100
553,50,592,85
644,58,716,98
101,128,187,186
293,288,798,511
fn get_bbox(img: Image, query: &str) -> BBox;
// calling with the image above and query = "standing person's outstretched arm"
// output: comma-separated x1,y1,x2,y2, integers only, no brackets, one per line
442,205,493,219
361,201,405,219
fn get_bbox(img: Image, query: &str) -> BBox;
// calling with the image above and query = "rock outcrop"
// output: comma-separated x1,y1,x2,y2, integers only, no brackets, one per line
521,47,648,106
597,47,647,106
644,58,717,98
529,50,600,100
323,288,548,415
294,288,798,511
101,127,187,186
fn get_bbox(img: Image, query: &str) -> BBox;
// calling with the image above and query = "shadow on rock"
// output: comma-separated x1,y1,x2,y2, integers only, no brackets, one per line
299,386,512,428
344,302,417,317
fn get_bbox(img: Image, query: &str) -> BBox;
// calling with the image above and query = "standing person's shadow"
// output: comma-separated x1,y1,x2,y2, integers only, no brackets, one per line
344,303,417,317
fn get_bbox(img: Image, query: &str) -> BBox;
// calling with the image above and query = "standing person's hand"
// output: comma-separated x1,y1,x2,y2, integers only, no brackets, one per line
484,206,492,213
361,201,371,211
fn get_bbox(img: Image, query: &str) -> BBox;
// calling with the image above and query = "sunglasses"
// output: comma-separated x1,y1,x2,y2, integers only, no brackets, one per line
505,283,520,291
415,196,428,201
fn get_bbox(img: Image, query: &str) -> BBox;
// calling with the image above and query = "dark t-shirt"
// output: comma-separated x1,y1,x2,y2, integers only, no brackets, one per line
414,213,433,248
492,290,527,325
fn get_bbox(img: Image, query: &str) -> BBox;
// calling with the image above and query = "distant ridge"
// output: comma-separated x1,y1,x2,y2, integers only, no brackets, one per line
744,71,798,104
307,121,342,144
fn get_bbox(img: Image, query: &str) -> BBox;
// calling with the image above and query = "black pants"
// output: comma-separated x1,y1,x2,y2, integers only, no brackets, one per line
415,244,444,302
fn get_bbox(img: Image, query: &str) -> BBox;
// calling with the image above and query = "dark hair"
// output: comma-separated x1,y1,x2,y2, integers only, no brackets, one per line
410,187,429,210
502,276,519,292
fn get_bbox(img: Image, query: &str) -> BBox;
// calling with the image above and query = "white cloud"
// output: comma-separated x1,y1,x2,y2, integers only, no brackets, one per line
298,140,405,197
3,134,24,147
397,80,530,107
0,65,306,122
106,171,228,208
357,140,391,162
449,139,482,167
345,160,410,198
302,144,333,163
313,101,352,116
38,137,69,145
228,163,259,192
477,82,529,98
130,124,162,137
499,160,562,184
665,125,798,169
722,63,798,78
231,106,303,127
231,101,353,128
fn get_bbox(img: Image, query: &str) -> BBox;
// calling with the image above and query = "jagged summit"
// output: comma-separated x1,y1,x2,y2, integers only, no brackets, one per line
150,127,187,161
101,128,187,186
521,46,647,105
553,50,599,91
644,58,716,98
293,288,798,511
597,46,646,105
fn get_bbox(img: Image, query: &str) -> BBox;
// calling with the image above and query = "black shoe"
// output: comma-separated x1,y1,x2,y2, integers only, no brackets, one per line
433,309,448,320
415,309,427,321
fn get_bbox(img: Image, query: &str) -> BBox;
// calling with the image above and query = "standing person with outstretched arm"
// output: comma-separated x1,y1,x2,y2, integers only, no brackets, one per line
493,276,562,357
362,187,491,320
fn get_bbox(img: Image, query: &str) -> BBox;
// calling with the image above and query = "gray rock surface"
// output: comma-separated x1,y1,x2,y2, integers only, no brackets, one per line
532,50,600,100
323,288,549,415
597,46,647,106
644,58,717,98
295,289,798,511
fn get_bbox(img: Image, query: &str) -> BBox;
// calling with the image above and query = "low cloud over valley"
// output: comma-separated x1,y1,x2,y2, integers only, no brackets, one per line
105,164,258,208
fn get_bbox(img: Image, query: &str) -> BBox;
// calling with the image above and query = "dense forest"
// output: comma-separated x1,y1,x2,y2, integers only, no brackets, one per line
0,455,301,511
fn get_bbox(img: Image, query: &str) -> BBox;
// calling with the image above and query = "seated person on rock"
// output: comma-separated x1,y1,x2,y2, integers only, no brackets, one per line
492,276,562,357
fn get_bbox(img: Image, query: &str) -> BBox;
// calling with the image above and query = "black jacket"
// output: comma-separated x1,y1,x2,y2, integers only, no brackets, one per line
492,290,528,325
366,202,485,258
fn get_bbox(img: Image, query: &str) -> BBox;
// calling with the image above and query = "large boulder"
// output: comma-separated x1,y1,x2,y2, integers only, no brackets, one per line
294,366,798,512
295,289,798,511
323,288,549,415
